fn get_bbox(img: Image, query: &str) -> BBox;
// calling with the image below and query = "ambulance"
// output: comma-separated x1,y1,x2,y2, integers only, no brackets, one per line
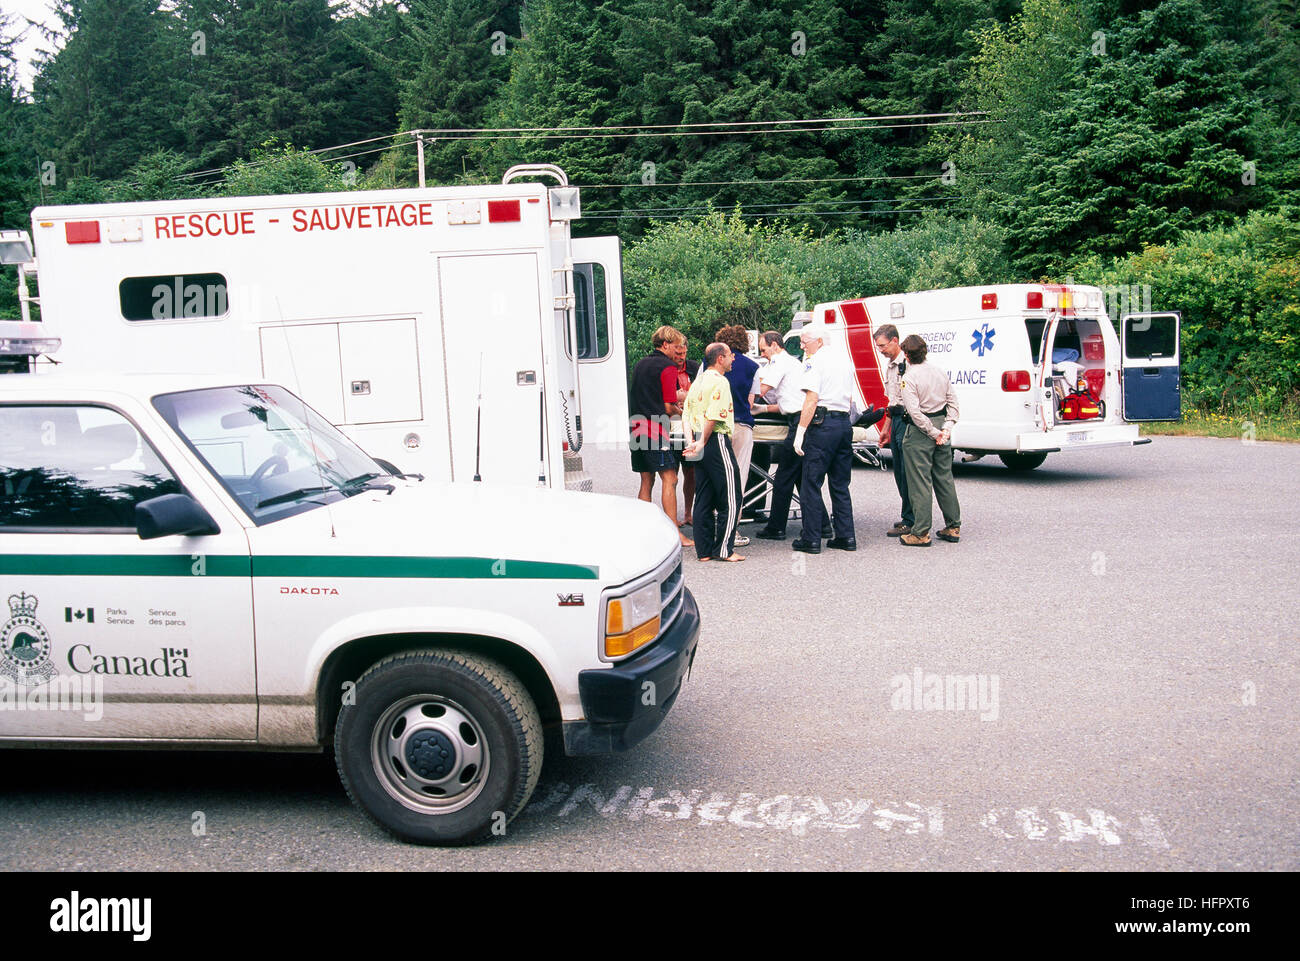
800,284,1181,470
0,325,699,845
5,164,628,490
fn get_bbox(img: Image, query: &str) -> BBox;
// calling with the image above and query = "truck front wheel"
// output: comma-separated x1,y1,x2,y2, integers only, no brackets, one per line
335,650,543,845
998,451,1048,471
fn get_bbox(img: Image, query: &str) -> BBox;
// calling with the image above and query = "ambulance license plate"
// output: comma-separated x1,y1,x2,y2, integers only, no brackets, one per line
1068,430,1091,443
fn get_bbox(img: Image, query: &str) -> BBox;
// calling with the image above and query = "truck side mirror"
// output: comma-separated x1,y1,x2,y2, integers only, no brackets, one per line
136,493,220,539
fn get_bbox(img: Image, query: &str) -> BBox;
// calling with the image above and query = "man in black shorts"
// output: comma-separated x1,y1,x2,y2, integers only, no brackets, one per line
629,325,692,547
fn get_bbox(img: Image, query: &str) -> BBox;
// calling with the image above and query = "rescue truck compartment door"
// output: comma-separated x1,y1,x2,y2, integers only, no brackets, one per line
438,252,547,486
570,236,629,450
1120,312,1181,421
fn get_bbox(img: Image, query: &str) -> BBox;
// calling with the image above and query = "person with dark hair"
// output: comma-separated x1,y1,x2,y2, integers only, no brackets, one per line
681,342,745,562
670,337,701,528
898,334,961,548
715,325,758,546
629,324,692,547
874,323,913,537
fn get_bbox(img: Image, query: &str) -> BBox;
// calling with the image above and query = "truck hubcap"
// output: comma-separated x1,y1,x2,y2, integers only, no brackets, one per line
371,696,489,814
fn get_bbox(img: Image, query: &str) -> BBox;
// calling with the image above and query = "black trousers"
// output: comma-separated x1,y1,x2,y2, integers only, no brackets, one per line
800,413,854,543
692,432,742,559
762,420,828,535
890,410,914,527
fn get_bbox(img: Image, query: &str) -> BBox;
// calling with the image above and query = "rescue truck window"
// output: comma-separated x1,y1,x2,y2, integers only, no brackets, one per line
0,405,181,530
569,263,609,361
1025,318,1046,364
119,273,229,321
1124,315,1177,359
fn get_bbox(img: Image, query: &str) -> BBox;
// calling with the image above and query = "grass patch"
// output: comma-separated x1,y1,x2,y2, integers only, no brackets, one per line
1140,407,1300,443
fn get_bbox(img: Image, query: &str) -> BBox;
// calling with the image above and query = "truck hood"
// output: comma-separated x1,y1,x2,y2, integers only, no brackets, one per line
244,480,682,586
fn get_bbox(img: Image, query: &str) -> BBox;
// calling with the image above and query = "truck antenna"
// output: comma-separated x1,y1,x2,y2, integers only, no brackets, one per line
473,353,484,483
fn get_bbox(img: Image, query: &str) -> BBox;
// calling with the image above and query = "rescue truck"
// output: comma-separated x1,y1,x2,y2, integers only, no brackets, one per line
3,164,628,491
0,325,699,845
797,284,1181,470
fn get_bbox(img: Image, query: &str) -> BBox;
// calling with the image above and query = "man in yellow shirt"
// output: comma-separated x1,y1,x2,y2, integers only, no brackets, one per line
682,342,745,562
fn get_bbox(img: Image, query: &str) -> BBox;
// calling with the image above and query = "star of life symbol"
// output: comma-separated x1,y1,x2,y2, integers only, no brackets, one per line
2,592,57,686
971,323,996,357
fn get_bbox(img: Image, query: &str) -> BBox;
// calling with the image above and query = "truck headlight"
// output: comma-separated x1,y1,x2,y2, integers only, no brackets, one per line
604,581,660,659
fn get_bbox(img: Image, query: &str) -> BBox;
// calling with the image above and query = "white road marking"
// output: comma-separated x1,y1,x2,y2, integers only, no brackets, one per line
525,783,1169,847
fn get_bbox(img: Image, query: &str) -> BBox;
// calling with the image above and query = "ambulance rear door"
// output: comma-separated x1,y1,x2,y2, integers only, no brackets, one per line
570,236,629,450
1120,312,1181,421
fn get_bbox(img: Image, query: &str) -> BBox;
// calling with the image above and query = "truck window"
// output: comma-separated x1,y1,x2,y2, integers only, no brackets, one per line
152,385,384,526
1025,318,1046,365
0,405,181,530
569,263,609,361
1124,315,1178,359
119,273,229,321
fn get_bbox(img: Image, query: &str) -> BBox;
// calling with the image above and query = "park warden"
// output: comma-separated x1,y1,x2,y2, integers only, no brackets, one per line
874,324,914,537
792,324,856,553
898,333,961,547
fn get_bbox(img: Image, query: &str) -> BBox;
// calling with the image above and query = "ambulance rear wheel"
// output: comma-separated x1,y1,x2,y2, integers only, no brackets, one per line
998,451,1048,471
334,649,543,845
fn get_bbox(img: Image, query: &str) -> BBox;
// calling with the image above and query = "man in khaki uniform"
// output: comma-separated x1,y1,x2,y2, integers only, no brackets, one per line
898,334,961,547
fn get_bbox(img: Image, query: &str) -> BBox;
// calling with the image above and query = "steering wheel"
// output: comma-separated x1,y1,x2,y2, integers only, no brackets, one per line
249,455,289,486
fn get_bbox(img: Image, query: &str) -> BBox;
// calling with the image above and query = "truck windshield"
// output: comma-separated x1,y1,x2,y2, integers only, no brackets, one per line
152,385,386,525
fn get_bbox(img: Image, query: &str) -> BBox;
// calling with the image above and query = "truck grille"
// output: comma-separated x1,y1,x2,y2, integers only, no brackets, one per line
659,551,684,632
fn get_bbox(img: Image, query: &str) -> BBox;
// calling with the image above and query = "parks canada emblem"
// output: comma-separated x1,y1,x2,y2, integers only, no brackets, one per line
2,592,57,686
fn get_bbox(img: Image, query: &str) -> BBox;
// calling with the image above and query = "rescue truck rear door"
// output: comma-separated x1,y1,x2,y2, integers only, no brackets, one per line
1120,312,1181,421
437,252,548,486
570,236,629,450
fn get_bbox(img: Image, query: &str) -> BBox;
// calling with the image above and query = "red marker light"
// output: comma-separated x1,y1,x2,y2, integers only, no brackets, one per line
487,200,521,223
1001,370,1031,391
981,292,998,310
824,309,836,323
65,221,101,244
1026,291,1043,309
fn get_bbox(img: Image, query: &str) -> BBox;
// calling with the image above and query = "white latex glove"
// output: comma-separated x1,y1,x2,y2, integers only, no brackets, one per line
793,425,807,457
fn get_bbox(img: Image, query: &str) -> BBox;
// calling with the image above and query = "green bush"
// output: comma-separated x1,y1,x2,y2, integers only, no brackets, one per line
622,210,1013,367
1071,211,1300,412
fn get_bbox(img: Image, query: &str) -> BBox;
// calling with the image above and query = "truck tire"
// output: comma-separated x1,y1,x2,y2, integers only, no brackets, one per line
998,451,1048,471
335,649,543,845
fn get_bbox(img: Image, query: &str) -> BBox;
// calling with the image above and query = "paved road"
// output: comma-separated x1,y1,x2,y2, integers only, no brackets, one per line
2,436,1296,870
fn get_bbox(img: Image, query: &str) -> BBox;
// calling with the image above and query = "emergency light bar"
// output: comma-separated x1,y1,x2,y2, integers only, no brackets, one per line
0,230,33,265
0,320,60,356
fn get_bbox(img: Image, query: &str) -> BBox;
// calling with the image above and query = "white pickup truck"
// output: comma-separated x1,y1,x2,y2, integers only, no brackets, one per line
0,335,699,844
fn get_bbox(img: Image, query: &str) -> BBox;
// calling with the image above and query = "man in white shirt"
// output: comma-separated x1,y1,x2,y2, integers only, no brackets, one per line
792,324,857,553
753,330,829,541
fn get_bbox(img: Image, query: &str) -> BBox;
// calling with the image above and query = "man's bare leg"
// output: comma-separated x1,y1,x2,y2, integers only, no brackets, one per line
637,471,655,502
659,468,691,545
682,466,695,526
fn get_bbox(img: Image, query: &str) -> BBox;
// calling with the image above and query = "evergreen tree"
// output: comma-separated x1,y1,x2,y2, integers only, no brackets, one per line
29,0,187,182
1006,0,1271,275
389,0,524,185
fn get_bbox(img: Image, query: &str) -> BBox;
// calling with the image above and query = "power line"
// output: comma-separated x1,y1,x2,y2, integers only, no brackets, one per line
407,110,988,135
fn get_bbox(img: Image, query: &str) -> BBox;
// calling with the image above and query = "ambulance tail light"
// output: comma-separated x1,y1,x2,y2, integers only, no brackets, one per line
1002,370,1031,391
604,581,661,659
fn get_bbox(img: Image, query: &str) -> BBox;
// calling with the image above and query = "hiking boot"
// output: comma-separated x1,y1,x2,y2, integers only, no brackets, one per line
898,532,931,547
886,522,911,537
936,525,961,543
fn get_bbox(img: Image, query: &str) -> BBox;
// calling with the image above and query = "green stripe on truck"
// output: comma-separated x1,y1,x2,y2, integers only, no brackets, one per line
0,554,599,580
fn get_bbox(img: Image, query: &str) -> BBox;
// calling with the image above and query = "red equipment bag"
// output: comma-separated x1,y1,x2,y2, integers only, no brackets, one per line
1059,388,1103,421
